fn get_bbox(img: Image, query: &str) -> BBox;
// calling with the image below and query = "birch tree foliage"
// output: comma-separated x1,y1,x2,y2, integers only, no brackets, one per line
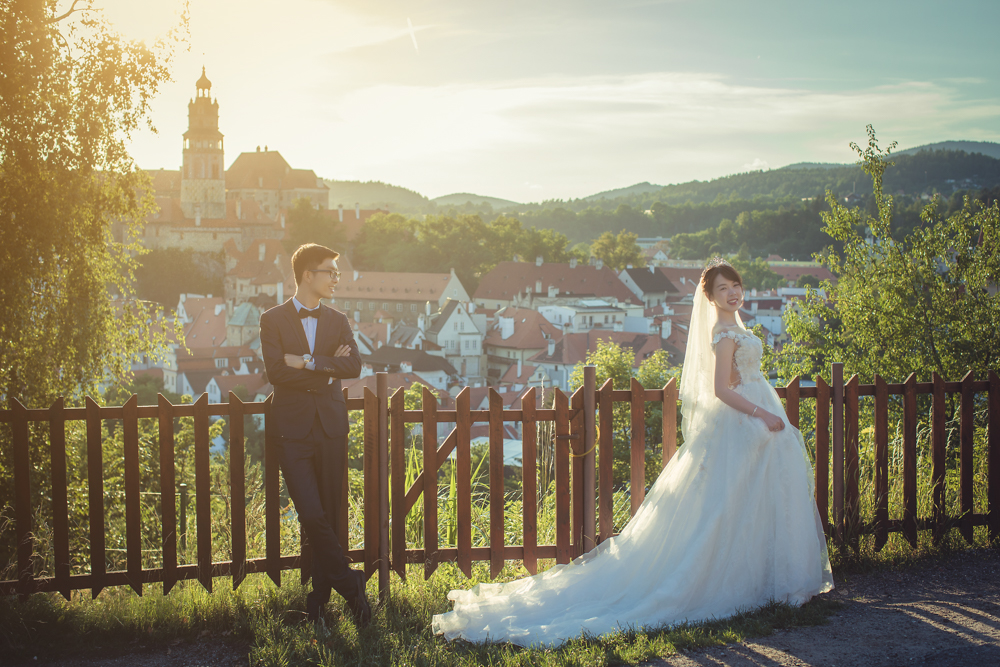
775,126,1000,384
0,0,187,405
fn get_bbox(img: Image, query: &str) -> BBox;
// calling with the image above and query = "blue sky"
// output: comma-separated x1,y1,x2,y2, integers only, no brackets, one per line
111,0,1000,201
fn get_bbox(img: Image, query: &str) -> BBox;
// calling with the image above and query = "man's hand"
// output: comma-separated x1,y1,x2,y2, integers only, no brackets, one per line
284,354,306,370
334,345,351,357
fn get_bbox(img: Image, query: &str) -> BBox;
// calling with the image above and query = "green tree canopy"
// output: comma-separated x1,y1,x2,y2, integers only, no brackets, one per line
283,197,345,254
776,126,1000,384
590,229,645,271
0,2,185,405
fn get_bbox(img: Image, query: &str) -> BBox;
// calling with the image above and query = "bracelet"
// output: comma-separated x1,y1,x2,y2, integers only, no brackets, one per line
751,407,758,417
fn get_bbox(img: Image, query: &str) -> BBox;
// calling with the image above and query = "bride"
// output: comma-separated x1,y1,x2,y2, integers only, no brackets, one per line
432,258,834,646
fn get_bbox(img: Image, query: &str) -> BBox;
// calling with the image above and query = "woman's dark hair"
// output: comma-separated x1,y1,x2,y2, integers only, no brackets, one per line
291,243,339,285
700,258,743,300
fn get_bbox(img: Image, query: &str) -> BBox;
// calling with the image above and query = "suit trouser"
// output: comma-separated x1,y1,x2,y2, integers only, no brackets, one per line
276,413,356,602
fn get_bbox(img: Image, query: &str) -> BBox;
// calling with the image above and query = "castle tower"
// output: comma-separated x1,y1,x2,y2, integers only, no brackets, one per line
180,67,226,219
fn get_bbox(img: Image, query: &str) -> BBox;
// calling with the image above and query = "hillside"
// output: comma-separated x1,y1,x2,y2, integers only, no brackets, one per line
431,192,522,208
583,182,665,201
898,140,1000,160
323,179,429,210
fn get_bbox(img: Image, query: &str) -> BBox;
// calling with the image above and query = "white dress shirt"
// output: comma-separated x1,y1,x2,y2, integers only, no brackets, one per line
292,296,332,383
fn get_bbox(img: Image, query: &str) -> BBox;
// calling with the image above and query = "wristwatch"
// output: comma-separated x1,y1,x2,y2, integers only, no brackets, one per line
302,354,313,365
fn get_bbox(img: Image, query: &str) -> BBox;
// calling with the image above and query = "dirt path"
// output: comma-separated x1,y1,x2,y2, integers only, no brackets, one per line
646,547,1000,667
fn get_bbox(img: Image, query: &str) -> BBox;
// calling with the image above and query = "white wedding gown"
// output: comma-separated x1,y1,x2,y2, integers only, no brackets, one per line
432,327,834,646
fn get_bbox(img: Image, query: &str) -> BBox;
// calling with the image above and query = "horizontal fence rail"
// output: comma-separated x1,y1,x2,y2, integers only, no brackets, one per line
2,364,998,601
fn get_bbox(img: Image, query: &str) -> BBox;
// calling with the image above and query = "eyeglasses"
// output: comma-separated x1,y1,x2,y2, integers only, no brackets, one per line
309,269,341,280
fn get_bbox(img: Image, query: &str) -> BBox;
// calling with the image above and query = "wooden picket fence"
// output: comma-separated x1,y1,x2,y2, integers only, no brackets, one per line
1,363,998,602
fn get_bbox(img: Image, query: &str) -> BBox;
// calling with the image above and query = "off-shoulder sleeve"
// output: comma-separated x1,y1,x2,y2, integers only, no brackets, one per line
711,330,743,351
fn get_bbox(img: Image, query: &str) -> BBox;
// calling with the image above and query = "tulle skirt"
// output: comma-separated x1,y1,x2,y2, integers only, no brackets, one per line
431,377,834,646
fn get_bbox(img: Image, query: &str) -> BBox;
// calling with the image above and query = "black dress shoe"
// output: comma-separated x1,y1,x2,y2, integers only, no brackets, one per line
347,570,372,628
306,590,325,624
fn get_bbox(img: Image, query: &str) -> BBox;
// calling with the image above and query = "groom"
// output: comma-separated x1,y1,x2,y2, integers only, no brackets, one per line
259,243,371,628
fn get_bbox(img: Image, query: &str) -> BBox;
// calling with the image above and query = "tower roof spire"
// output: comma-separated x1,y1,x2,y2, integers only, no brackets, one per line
196,66,212,91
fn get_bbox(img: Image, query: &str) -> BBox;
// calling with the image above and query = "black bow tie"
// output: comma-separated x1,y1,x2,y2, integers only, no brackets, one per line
298,308,319,319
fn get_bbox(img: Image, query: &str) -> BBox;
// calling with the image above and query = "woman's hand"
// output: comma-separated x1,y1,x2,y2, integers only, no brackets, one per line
758,410,785,432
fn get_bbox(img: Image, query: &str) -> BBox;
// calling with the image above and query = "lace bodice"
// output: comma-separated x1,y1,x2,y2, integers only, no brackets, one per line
711,329,764,389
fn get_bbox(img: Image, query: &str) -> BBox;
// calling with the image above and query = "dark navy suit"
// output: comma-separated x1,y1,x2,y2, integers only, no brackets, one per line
259,298,361,602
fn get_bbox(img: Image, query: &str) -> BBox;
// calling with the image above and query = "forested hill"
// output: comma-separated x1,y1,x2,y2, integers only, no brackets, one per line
324,179,429,210
561,148,1000,209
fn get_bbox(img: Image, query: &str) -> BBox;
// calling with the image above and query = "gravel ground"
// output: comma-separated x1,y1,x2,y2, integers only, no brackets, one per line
646,547,1000,667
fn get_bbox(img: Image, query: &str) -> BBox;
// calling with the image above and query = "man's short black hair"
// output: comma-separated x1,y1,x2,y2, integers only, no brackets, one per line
291,243,340,286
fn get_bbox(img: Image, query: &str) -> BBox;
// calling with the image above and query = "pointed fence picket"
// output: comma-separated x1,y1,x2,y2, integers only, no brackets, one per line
2,365,999,603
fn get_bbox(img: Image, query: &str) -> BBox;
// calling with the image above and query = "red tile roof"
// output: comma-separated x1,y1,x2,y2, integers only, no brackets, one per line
484,307,562,351
657,267,704,297
225,150,328,192
474,261,641,305
336,270,453,302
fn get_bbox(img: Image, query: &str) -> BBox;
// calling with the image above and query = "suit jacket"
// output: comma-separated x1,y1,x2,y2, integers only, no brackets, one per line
260,299,362,440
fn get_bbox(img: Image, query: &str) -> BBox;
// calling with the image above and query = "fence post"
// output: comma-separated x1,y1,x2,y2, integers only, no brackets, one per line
123,395,142,595
990,371,1000,546
12,399,32,599
363,387,379,579
629,378,646,516
902,374,918,547
377,373,390,600
831,362,844,546
960,371,975,544
814,376,830,538
49,398,71,601
582,366,597,553
598,379,614,544
932,372,947,542
179,483,189,554
158,394,178,594
86,396,106,598
229,393,247,590
874,375,889,551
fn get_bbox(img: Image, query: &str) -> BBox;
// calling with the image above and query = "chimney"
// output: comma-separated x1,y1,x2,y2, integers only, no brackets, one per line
355,202,360,219
649,265,655,273
258,244,265,261
360,363,374,378
417,313,425,331
426,301,432,316
547,339,556,356
535,280,542,293
353,269,359,281
338,204,344,222
517,358,522,378
400,360,413,373
500,316,514,340
569,257,577,269
547,284,558,298
661,319,672,339
386,320,391,343
512,254,520,262
535,256,543,267
595,259,603,270
626,264,633,269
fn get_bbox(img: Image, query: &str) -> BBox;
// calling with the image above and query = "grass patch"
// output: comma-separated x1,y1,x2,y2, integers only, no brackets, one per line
1,559,842,667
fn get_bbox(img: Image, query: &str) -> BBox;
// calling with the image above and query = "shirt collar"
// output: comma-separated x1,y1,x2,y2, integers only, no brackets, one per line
292,296,319,313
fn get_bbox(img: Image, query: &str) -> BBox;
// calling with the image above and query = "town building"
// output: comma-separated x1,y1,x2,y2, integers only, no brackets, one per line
334,268,471,324
424,300,487,384
483,307,563,384
474,258,642,311
619,266,680,308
